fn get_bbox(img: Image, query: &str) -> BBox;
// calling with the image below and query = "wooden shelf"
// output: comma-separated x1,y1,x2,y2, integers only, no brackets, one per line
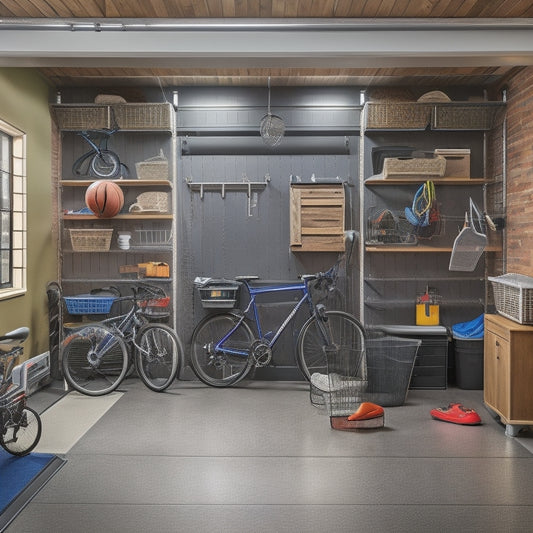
61,278,172,283
61,179,172,187
365,245,502,253
63,214,173,220
364,177,488,186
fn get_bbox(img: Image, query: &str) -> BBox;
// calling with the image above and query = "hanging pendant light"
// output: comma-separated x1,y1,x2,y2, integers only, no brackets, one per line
259,77,285,147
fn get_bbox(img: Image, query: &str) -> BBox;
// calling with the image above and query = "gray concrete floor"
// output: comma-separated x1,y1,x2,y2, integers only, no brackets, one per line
7,378,533,533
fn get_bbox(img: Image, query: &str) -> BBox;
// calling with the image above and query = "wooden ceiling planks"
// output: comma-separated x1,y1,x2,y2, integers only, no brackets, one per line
2,0,533,18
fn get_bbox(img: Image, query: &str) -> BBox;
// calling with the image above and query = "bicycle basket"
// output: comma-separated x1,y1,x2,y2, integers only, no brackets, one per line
138,296,171,319
195,278,240,309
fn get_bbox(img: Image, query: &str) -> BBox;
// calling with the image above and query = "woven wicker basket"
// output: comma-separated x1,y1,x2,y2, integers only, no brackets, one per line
113,103,172,130
52,105,110,130
135,150,169,180
129,192,169,213
432,103,504,130
383,155,446,178
69,228,113,252
365,102,432,130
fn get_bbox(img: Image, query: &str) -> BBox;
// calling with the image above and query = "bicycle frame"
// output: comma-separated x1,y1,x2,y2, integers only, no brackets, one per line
72,128,120,177
214,278,321,360
85,300,144,362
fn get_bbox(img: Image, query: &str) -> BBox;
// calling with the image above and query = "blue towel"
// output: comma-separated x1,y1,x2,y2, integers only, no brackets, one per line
452,313,484,339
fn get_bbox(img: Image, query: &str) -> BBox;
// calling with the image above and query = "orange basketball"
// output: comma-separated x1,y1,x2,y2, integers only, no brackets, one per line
85,180,124,218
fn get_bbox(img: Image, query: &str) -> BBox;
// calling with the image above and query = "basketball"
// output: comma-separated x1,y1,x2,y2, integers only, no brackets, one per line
85,180,124,218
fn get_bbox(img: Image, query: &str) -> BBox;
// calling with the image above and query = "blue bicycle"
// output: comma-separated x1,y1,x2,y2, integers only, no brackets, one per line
190,266,365,387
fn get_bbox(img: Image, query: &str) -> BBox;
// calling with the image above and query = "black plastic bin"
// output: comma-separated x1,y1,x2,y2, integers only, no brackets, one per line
453,336,484,390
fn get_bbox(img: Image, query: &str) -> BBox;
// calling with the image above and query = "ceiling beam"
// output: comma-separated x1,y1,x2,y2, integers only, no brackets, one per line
1,19,533,69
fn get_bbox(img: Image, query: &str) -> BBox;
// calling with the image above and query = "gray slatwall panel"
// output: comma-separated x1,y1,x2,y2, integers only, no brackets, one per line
176,152,355,376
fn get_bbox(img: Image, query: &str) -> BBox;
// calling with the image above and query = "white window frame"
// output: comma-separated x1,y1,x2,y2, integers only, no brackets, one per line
0,118,26,300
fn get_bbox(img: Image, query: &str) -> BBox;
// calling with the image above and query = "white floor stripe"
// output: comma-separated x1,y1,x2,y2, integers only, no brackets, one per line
34,391,123,454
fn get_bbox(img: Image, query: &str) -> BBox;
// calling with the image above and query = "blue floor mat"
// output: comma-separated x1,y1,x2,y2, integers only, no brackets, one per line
0,449,65,531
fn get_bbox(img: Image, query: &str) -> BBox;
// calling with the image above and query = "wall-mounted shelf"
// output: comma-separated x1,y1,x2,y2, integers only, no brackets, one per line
61,179,172,188
63,214,173,220
364,177,488,186
365,245,502,253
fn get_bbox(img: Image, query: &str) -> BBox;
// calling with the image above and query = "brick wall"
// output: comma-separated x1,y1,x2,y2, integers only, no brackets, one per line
503,66,533,274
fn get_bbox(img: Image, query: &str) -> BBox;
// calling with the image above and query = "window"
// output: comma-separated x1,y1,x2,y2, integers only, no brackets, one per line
0,119,26,299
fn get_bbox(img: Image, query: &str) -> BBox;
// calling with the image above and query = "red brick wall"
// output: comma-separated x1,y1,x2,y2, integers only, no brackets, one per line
504,67,533,274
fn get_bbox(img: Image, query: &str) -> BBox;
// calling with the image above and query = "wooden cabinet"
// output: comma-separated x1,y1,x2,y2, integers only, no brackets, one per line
289,184,345,252
484,314,533,436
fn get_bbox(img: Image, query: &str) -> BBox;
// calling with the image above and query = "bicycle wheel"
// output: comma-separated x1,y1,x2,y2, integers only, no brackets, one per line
61,325,129,396
190,313,254,387
297,311,366,380
1,405,42,456
134,323,182,392
90,150,121,178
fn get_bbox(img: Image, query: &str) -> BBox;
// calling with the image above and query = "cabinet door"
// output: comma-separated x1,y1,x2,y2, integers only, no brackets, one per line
290,185,345,252
484,329,510,418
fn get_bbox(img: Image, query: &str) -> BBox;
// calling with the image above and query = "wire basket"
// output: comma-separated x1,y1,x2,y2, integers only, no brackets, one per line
488,273,533,324
113,103,172,130
365,102,432,130
134,229,172,247
311,334,421,415
69,228,113,252
63,295,117,315
366,209,418,246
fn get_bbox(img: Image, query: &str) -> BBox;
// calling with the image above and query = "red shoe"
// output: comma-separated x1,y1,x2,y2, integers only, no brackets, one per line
348,402,384,421
430,403,481,425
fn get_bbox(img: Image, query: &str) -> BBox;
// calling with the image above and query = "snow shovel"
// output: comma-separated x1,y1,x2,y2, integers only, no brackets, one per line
449,198,487,272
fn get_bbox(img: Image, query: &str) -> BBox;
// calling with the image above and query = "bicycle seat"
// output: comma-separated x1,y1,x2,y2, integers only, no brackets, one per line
234,275,260,282
0,327,29,346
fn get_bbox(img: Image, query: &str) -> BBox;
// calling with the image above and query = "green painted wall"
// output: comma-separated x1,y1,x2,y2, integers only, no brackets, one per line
0,68,56,360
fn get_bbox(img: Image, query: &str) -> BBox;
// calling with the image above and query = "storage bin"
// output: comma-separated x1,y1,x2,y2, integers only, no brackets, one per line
113,103,172,130
434,148,471,178
489,273,533,324
376,325,448,390
365,102,432,130
453,336,484,390
383,155,446,178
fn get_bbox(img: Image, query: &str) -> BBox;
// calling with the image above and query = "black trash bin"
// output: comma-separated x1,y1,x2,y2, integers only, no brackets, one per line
453,336,484,390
